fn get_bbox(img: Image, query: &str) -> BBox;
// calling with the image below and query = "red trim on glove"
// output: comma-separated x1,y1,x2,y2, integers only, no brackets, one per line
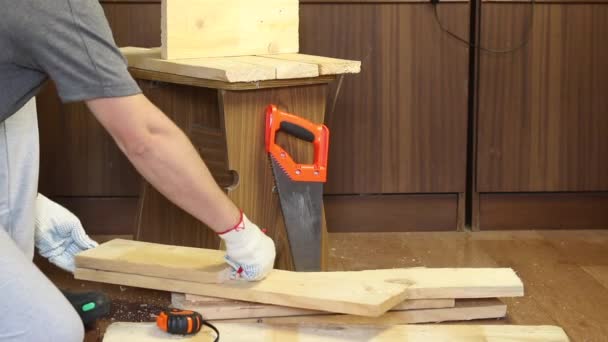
218,210,244,235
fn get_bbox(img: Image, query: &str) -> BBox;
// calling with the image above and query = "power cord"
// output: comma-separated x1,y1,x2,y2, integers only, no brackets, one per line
432,0,536,54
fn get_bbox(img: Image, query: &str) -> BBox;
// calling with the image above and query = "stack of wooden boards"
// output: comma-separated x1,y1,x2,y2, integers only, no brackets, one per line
75,239,570,341
121,47,361,83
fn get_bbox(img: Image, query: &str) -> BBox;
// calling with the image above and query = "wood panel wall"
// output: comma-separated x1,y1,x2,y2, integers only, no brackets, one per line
474,1,608,229
300,2,470,194
477,3,608,192
299,1,470,231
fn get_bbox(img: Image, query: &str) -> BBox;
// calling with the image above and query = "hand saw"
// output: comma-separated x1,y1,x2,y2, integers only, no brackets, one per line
265,104,329,271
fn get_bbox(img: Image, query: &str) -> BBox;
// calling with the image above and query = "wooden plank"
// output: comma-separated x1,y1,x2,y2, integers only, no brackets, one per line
172,293,455,320
261,53,361,75
103,322,570,342
181,293,455,311
229,56,319,79
121,47,359,82
74,264,521,318
129,67,336,91
220,299,506,325
75,267,407,317
122,47,276,82
75,239,227,284
75,239,523,300
161,0,299,59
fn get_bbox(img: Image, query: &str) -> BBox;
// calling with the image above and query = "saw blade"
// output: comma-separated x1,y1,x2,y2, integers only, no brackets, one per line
270,157,323,271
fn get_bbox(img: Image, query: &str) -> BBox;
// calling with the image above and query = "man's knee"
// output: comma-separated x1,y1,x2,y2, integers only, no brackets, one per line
39,300,84,342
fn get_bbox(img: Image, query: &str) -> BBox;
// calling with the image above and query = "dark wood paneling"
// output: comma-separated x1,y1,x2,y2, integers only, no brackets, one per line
479,192,608,229
38,2,162,198
134,82,227,250
37,83,141,196
477,4,608,192
101,1,161,48
51,197,139,235
300,3,470,194
325,194,458,232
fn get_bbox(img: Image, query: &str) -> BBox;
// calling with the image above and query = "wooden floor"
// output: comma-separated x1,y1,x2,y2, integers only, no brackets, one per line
40,230,608,342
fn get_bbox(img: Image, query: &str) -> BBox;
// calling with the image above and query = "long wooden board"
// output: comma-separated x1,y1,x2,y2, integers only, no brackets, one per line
121,47,359,82
103,322,570,342
122,47,276,83
162,0,299,59
75,267,407,317
220,299,506,325
75,239,523,317
261,53,362,75
181,293,456,311
172,293,455,320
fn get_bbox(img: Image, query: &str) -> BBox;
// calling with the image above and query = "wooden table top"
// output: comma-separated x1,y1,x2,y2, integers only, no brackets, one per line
122,47,360,90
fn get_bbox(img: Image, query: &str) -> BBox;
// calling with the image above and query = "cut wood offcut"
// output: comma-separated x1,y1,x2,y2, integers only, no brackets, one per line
75,239,523,317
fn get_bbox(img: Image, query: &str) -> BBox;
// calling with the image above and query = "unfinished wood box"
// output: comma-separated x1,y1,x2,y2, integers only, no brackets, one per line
161,0,299,59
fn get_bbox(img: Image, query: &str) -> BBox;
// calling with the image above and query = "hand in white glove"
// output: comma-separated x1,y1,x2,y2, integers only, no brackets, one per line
218,211,276,281
34,193,98,273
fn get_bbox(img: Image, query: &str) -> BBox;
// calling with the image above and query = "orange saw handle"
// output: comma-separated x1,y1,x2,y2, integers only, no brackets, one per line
265,104,329,182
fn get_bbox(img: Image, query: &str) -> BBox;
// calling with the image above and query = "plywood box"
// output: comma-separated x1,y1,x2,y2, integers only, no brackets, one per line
162,0,299,59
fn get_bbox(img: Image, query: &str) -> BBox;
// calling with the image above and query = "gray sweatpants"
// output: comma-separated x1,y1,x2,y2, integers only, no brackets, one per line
0,99,84,341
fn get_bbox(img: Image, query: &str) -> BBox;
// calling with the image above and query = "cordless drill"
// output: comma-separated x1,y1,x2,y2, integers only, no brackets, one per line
62,290,111,327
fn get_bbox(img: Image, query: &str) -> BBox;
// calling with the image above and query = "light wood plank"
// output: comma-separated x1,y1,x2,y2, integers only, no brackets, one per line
75,267,409,317
261,53,361,75
76,239,523,299
122,47,276,82
181,293,455,311
76,239,227,284
162,0,298,59
219,299,506,325
121,47,359,82
103,322,570,342
172,293,455,320
229,56,319,79
75,239,522,316
75,265,522,318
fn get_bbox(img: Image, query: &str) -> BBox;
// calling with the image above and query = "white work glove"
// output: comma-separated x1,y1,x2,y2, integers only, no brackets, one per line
34,193,98,273
218,212,276,281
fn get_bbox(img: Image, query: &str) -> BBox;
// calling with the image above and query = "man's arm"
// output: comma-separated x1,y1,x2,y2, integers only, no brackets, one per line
87,94,276,281
86,94,240,232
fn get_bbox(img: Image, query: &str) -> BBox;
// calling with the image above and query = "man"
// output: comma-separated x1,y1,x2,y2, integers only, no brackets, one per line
0,0,276,341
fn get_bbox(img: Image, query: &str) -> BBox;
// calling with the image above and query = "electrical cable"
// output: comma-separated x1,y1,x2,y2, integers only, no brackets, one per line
432,0,535,54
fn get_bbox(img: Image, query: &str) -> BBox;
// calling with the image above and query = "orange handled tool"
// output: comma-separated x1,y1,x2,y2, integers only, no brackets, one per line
156,308,219,340
156,309,203,335
265,104,329,271
265,104,329,183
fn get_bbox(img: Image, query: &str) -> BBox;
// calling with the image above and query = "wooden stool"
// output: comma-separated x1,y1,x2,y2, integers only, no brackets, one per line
124,48,360,271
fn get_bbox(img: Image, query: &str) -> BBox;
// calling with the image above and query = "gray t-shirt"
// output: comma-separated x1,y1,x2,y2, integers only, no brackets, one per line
0,0,142,122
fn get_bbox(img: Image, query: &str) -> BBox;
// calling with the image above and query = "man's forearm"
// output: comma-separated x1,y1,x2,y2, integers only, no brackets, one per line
87,95,240,232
